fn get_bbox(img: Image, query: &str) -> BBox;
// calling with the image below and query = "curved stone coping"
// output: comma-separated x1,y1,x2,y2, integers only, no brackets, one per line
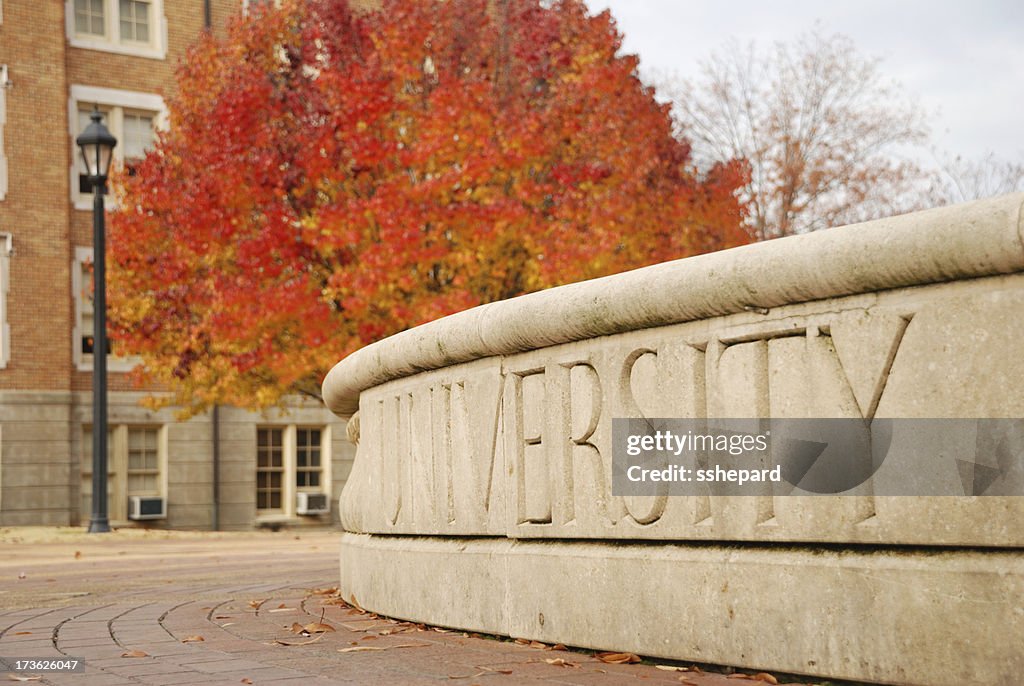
323,193,1024,416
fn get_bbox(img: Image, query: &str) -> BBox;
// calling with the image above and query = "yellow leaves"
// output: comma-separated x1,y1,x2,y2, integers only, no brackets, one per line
727,673,779,684
595,651,643,664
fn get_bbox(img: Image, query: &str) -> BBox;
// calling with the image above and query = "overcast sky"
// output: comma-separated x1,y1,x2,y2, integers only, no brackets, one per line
584,0,1024,165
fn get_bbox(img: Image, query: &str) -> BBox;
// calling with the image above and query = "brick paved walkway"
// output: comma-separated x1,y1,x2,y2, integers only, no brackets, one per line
0,529,798,685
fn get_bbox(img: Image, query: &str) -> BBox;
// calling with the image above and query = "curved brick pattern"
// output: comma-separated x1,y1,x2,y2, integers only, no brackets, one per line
1,531,750,686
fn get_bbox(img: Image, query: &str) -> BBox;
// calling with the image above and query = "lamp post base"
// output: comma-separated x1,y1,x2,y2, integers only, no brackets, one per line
87,518,112,533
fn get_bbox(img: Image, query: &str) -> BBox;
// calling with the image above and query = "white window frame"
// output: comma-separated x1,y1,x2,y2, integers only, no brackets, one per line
0,76,8,201
242,0,282,15
82,423,168,524
69,85,166,211
255,425,332,521
0,233,10,369
73,246,140,372
66,0,168,60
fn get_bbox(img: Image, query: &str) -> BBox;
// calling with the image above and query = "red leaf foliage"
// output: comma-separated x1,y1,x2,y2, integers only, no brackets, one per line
108,0,749,414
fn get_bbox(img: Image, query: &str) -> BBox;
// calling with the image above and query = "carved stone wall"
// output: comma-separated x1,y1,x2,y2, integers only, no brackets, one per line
325,194,1024,686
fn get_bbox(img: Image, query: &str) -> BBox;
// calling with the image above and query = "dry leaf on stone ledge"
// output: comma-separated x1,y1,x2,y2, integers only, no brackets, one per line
595,652,642,664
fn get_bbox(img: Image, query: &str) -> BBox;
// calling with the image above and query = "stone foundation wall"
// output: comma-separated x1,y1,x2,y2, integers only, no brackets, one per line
324,194,1024,686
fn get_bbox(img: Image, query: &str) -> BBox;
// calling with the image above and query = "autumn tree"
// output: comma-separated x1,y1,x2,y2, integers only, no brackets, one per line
662,29,929,240
108,0,748,416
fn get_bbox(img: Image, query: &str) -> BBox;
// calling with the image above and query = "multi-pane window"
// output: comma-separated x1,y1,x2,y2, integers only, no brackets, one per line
73,247,136,370
255,426,330,518
77,257,95,355
0,235,10,369
122,111,155,161
127,427,159,494
256,428,284,512
81,424,164,524
118,0,150,43
69,0,164,58
76,105,155,192
296,428,322,488
74,0,106,37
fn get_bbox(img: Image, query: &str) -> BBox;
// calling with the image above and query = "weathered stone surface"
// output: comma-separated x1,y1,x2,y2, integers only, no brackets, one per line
326,194,1024,685
339,533,1024,686
337,276,1024,545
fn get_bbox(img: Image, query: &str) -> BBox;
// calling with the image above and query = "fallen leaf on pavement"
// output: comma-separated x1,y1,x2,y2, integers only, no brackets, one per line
241,679,253,684
268,608,294,613
753,674,779,684
544,658,580,668
447,672,485,679
303,622,335,633
7,675,42,682
121,650,148,658
657,665,690,672
12,632,31,636
595,652,642,664
248,600,263,609
338,643,429,652
74,551,81,559
728,675,753,680
182,635,205,643
550,643,567,651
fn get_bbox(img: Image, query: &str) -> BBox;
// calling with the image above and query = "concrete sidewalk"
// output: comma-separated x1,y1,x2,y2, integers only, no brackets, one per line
0,528,807,685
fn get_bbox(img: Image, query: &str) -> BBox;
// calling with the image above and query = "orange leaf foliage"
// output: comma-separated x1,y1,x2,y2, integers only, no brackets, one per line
109,0,748,415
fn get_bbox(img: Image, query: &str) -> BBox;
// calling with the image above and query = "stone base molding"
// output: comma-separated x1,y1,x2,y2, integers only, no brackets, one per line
340,533,1023,686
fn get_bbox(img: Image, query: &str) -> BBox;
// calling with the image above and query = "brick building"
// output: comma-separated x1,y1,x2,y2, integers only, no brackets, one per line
0,0,353,529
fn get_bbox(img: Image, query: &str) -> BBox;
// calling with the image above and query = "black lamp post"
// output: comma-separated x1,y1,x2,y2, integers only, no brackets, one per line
77,108,117,534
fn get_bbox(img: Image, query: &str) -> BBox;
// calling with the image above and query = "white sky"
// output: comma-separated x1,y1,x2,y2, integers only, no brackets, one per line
584,0,1024,163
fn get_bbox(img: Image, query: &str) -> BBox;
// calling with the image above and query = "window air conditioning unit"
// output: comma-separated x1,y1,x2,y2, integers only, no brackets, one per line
296,492,330,515
128,496,166,520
